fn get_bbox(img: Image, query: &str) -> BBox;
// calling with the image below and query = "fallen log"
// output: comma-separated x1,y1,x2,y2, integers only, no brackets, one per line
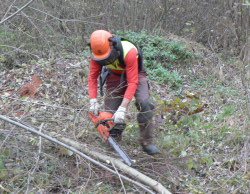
50,132,171,194
0,114,171,194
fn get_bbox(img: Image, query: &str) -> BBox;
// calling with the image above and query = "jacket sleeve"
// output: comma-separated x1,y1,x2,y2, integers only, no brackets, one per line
123,48,139,100
88,58,101,99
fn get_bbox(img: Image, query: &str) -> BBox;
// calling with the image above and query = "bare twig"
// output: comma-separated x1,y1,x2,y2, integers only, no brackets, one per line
27,6,105,24
0,0,36,25
1,96,82,111
25,123,44,194
20,10,45,39
0,125,15,149
1,0,18,21
0,184,10,193
0,45,39,59
111,161,126,194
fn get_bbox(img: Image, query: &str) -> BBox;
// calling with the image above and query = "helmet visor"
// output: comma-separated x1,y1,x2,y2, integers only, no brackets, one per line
91,46,120,66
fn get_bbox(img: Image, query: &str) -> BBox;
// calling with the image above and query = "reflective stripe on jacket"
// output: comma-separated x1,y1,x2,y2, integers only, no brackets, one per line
106,41,138,71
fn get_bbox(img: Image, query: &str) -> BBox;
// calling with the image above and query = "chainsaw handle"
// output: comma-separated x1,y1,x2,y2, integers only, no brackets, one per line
99,118,114,122
95,118,114,128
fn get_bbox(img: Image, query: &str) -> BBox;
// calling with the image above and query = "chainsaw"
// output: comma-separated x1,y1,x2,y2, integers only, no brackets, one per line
88,111,133,166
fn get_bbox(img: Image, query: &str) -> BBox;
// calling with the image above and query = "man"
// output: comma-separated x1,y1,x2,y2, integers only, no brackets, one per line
87,30,160,155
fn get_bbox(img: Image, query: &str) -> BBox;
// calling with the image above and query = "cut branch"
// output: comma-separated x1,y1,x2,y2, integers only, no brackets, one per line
0,114,171,194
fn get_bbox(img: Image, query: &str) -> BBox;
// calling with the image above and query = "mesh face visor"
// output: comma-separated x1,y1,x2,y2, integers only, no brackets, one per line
92,47,120,66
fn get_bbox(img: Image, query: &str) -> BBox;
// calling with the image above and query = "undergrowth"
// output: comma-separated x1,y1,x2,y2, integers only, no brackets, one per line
0,31,249,193
0,26,83,72
115,30,197,88
150,72,249,193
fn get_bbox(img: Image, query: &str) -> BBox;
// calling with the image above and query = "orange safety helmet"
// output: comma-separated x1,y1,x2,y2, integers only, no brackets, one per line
90,30,112,60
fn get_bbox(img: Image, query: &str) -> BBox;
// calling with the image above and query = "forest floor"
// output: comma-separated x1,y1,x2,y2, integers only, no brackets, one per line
0,37,249,193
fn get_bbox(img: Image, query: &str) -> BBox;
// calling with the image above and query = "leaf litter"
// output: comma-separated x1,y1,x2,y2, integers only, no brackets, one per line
0,47,249,193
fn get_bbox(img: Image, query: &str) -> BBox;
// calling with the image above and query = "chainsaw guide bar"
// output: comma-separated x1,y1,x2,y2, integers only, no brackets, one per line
88,112,133,166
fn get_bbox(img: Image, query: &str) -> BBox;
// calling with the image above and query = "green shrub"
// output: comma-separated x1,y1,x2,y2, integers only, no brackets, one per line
115,30,194,88
148,64,182,87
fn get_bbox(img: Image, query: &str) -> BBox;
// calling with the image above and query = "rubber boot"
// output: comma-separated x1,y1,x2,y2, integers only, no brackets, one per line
142,144,161,155
139,122,160,155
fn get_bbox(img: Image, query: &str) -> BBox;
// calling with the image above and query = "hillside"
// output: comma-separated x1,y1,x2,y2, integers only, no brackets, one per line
0,35,249,193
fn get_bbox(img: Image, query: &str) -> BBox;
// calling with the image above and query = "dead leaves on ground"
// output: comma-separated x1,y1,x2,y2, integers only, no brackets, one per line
156,90,208,124
18,74,42,98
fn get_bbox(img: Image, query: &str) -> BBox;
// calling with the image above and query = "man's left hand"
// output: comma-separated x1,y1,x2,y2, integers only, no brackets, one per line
113,106,126,123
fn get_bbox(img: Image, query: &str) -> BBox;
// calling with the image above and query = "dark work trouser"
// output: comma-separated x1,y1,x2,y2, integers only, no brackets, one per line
104,71,155,145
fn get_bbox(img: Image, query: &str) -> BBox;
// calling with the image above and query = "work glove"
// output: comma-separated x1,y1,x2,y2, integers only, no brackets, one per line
89,98,100,115
113,106,126,123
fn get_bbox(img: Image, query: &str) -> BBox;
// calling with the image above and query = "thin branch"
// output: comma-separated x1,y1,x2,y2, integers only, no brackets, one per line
20,10,46,40
1,0,18,22
8,21,37,39
0,126,15,149
0,0,36,25
234,3,250,6
27,6,105,24
111,161,126,194
1,95,83,111
25,123,44,194
0,184,10,193
31,123,44,174
0,45,39,59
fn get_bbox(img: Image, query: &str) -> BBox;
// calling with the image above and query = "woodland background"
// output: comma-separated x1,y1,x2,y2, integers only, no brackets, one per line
0,0,249,193
0,0,249,63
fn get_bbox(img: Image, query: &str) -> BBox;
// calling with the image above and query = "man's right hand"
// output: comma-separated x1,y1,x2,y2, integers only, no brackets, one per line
89,98,100,115
113,106,126,123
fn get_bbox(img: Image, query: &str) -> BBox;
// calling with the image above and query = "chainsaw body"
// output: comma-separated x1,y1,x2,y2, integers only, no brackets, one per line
88,111,133,166
88,111,126,140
